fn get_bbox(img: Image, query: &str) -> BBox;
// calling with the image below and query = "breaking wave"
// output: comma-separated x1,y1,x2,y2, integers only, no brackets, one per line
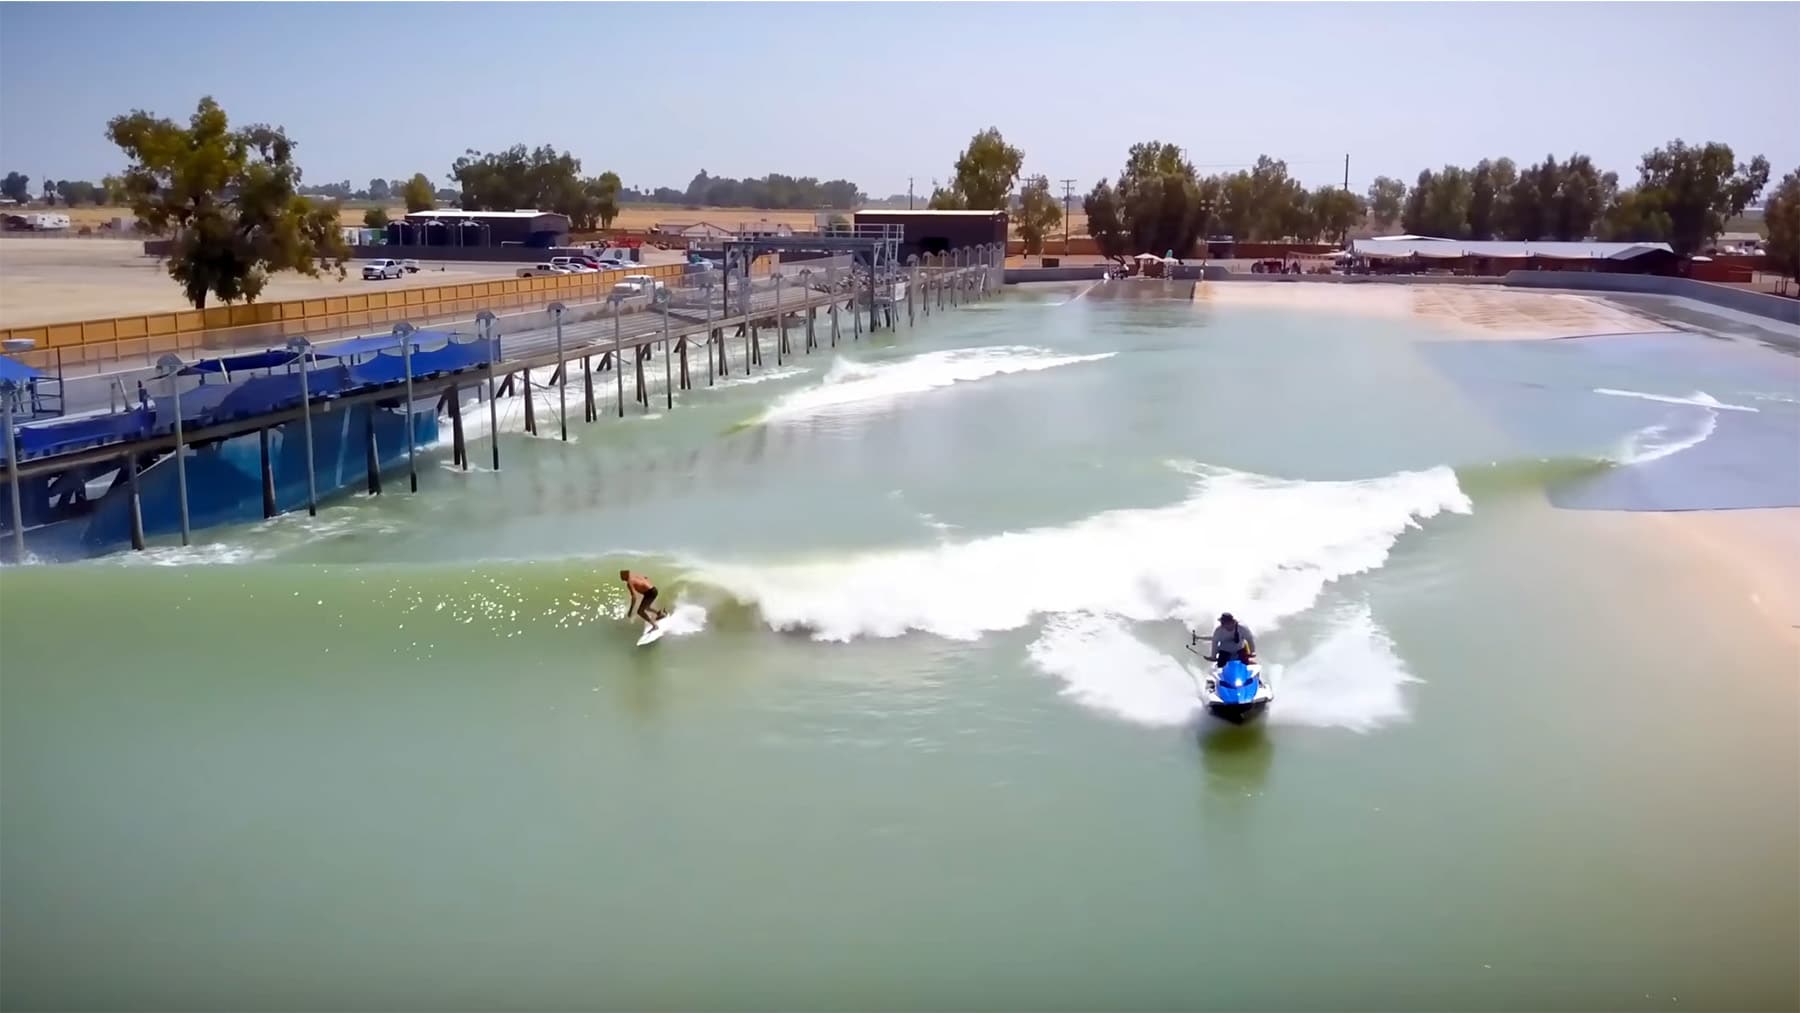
690,463,1471,642
756,345,1114,424
1593,387,1757,413
1613,410,1718,466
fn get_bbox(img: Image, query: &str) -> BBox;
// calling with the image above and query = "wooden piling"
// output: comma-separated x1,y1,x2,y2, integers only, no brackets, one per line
125,452,146,551
634,346,647,407
751,324,762,367
486,362,500,471
448,386,467,471
583,356,596,422
679,339,691,390
258,428,277,518
522,372,537,434
364,408,383,494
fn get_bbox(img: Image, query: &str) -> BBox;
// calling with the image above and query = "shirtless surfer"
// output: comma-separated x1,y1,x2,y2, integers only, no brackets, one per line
620,570,667,631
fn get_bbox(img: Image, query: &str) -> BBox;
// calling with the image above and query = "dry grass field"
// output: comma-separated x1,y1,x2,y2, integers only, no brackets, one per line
29,204,845,233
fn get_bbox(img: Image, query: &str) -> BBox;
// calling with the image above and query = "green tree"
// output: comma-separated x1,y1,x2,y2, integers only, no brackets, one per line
403,173,435,212
1402,167,1473,238
42,179,57,206
1113,141,1207,255
363,206,391,229
1014,175,1062,255
0,171,28,203
934,127,1024,210
101,174,127,204
1597,187,1672,243
590,171,622,229
1366,176,1406,231
1626,140,1770,255
1550,154,1617,241
1082,179,1127,261
106,95,347,309
368,178,391,202
1763,168,1800,295
1468,157,1517,240
1308,186,1365,244
55,180,101,205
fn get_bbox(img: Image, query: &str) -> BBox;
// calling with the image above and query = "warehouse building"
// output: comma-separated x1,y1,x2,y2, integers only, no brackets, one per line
852,209,1008,261
395,209,572,248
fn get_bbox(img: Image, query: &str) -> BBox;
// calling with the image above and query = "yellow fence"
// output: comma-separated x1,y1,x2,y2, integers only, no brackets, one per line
0,261,704,371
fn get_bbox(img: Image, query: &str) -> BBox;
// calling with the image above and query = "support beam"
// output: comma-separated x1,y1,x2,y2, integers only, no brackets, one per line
448,386,467,471
365,409,383,495
259,428,277,518
125,452,146,551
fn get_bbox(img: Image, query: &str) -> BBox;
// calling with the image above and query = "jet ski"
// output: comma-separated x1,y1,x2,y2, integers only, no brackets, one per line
1186,632,1273,724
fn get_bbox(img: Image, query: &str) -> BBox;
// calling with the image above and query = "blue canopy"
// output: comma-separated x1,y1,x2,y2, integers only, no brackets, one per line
0,354,43,385
317,330,454,359
180,350,297,376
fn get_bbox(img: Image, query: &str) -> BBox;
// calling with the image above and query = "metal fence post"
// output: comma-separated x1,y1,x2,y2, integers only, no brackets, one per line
155,354,192,544
284,338,318,517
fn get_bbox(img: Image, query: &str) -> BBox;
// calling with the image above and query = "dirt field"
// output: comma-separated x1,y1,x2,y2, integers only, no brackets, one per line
0,238,524,326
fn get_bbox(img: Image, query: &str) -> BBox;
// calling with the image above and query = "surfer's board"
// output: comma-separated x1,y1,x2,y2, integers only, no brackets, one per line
635,625,666,647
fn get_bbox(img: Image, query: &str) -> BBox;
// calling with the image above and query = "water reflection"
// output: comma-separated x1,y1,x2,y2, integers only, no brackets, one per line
1197,721,1274,796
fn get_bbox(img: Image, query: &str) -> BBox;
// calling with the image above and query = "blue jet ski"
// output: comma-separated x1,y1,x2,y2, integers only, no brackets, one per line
1186,632,1273,724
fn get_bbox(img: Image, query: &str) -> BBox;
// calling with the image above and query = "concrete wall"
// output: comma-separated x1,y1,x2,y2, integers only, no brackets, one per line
1503,270,1800,325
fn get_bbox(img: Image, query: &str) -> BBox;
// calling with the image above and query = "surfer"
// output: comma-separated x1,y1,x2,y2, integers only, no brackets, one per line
620,570,667,631
1210,612,1256,667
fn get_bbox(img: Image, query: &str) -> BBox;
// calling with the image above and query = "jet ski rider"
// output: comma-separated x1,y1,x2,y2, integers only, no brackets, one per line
1210,612,1256,667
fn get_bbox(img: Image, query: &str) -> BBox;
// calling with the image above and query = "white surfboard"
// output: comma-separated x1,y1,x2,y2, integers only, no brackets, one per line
635,625,666,647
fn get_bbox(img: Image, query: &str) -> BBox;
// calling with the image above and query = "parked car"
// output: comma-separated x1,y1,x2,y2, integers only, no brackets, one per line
362,259,403,281
400,259,421,274
550,257,597,273
517,263,572,278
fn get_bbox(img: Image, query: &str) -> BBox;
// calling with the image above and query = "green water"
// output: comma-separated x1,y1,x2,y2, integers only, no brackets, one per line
3,284,1797,1010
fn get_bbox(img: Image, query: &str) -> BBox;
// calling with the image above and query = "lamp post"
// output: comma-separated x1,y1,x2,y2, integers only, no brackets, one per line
155,353,192,544
548,302,568,442
392,322,419,491
476,310,500,471
283,338,319,516
1,378,24,561
608,291,627,419
654,287,673,411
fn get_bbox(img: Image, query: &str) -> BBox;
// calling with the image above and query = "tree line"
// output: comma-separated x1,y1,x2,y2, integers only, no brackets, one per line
1368,141,1772,255
1,171,129,207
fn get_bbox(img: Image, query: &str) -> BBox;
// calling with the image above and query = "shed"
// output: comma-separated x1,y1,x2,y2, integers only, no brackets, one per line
852,209,1008,261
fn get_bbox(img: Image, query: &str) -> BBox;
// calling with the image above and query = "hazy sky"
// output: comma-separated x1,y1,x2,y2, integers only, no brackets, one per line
2,2,1795,198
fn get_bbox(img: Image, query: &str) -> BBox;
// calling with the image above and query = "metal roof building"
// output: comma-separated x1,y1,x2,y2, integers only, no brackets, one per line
400,209,572,247
853,209,1008,262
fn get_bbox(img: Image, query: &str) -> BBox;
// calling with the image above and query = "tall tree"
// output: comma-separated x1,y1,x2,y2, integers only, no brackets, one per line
591,171,622,228
363,207,391,229
367,178,391,202
1,171,29,203
1114,140,1206,255
55,180,101,205
1083,179,1127,261
1014,175,1063,255
1403,167,1473,238
934,127,1024,210
1550,154,1617,241
42,179,57,206
1366,175,1406,231
1309,186,1365,244
1763,168,1800,294
106,95,347,308
403,173,435,212
1627,140,1770,255
101,174,127,204
1468,157,1517,240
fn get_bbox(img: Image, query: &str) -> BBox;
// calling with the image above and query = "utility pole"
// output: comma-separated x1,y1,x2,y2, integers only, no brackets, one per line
908,177,914,210
1343,154,1350,191
1059,178,1076,255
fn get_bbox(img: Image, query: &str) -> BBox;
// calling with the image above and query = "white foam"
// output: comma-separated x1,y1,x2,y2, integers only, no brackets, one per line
1026,613,1202,726
1593,388,1757,413
713,366,810,389
1268,605,1418,732
693,464,1471,642
1613,410,1718,466
757,345,1114,424
657,602,709,637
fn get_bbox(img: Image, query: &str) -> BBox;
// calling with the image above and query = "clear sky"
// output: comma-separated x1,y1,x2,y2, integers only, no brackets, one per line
1,1,1795,198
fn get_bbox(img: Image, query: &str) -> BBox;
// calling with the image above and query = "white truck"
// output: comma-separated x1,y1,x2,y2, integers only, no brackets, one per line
517,263,572,278
361,259,403,281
